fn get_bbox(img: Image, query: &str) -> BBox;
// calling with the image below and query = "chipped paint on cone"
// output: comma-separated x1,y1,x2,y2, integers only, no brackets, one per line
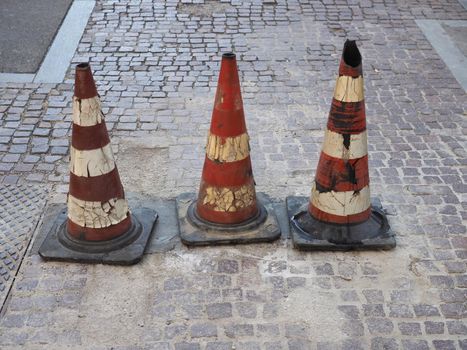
321,129,368,160
333,75,364,102
67,194,129,228
195,53,259,225
206,132,250,163
310,183,371,217
70,143,115,177
72,96,103,126
201,184,255,212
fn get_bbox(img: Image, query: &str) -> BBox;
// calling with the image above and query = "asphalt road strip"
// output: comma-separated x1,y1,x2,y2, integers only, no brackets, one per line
0,0,95,84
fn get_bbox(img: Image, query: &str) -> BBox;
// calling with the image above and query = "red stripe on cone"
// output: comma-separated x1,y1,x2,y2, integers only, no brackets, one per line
309,204,371,225
67,215,132,241
209,53,247,138
197,202,258,224
210,108,246,137
315,153,369,192
201,157,254,187
69,168,125,202
75,63,99,99
196,53,259,225
67,63,131,241
72,122,110,150
327,100,366,134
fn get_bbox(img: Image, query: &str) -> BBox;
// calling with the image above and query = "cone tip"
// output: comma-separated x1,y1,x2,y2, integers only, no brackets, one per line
222,52,236,59
76,62,91,71
342,40,361,68
74,62,98,99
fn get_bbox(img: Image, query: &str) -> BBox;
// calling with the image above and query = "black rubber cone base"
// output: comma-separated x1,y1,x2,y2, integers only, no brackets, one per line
39,207,158,265
286,196,396,251
176,192,281,246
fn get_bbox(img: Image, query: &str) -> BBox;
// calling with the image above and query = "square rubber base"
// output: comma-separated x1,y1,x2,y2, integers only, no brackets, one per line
286,196,396,251
176,192,281,246
38,206,158,265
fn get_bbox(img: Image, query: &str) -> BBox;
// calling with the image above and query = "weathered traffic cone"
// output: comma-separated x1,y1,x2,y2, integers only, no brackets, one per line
176,53,281,245
39,63,158,264
286,40,395,250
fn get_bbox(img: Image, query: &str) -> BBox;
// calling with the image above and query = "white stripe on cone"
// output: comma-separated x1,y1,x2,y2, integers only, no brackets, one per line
321,129,368,160
70,143,115,177
67,194,129,228
201,184,255,212
333,75,364,103
72,96,103,126
206,132,250,163
311,183,371,216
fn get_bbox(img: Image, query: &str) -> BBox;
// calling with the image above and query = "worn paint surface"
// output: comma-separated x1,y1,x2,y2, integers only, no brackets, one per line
67,194,129,228
315,153,369,192
327,100,366,134
333,75,364,102
72,96,103,126
310,183,370,216
70,144,115,177
321,129,367,160
205,132,250,162
196,53,258,225
202,185,255,212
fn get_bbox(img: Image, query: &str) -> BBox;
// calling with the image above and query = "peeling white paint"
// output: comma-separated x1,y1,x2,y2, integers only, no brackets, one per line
322,129,368,160
70,144,115,177
72,96,104,126
333,75,364,102
205,132,250,162
67,194,129,228
202,185,255,212
310,183,371,216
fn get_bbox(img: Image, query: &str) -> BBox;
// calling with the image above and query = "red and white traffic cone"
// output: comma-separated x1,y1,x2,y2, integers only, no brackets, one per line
177,53,281,246
287,40,395,251
39,63,158,265
67,63,132,241
196,52,259,225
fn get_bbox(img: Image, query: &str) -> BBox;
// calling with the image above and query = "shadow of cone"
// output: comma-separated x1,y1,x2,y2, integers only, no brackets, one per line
38,63,158,265
176,52,281,246
286,40,396,251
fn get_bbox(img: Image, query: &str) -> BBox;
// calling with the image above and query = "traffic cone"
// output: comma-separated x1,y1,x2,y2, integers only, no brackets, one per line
39,63,158,265
287,40,395,250
176,53,281,245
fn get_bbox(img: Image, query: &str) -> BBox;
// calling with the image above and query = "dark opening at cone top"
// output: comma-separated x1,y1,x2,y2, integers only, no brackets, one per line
222,52,236,59
74,62,98,99
76,62,90,70
342,40,361,68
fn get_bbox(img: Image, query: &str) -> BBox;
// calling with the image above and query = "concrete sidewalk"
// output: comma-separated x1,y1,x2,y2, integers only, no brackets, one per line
0,0,466,349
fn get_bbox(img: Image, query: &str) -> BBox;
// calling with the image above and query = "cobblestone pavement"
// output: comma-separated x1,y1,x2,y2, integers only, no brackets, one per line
0,0,466,349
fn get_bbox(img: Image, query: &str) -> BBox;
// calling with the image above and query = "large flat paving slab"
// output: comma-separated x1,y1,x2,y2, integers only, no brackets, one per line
0,184,48,308
0,0,73,73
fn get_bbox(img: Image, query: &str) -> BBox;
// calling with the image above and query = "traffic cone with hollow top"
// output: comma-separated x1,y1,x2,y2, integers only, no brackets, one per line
68,62,131,241
287,40,396,251
176,52,281,246
196,52,258,225
39,63,158,265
